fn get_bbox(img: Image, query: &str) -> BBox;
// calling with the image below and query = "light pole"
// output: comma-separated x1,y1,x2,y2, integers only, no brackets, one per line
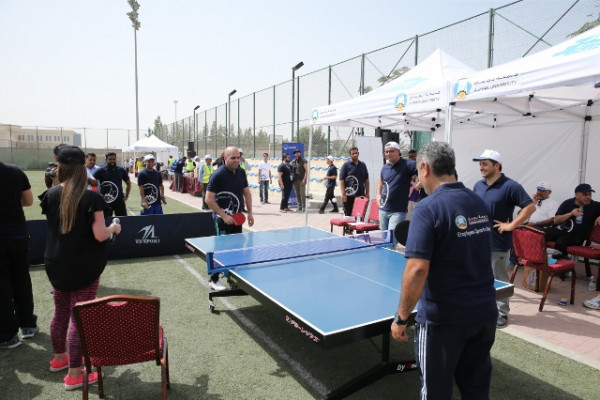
193,105,200,151
291,61,304,141
126,0,141,141
174,100,178,144
227,89,236,147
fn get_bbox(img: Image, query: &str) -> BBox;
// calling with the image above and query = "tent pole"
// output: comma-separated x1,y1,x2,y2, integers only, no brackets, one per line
305,125,314,226
445,102,455,145
579,101,592,183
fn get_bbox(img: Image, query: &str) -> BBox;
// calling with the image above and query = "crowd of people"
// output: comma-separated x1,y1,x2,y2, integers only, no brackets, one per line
2,140,599,398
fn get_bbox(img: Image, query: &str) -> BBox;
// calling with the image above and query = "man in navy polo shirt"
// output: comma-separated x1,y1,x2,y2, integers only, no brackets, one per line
392,142,497,399
93,152,131,218
205,146,254,291
137,154,167,215
472,149,535,328
339,147,369,216
377,142,417,238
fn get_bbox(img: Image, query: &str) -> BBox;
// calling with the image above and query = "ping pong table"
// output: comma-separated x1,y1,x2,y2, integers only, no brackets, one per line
185,226,514,399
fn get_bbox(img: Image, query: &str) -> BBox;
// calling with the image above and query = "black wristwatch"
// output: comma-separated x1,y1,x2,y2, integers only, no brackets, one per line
393,313,409,326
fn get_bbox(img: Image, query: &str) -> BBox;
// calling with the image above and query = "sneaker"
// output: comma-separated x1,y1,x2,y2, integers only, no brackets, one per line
0,334,21,349
496,315,508,329
265,201,270,204
20,326,39,339
329,209,339,213
318,209,324,214
583,295,600,310
64,371,99,391
208,279,227,291
50,357,69,372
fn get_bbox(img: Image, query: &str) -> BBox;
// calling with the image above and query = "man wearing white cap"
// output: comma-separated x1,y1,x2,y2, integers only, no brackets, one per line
138,154,167,215
200,155,214,210
472,149,535,328
527,181,559,229
319,156,339,214
377,142,417,237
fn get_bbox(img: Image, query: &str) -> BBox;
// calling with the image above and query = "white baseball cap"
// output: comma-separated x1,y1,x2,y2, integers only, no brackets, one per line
536,181,552,191
204,154,213,160
143,154,155,161
238,148,244,153
384,141,400,150
472,149,502,164
326,155,334,161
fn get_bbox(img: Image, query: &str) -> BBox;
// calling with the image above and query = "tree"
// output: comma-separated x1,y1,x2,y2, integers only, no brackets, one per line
150,116,166,141
568,12,600,37
364,66,410,93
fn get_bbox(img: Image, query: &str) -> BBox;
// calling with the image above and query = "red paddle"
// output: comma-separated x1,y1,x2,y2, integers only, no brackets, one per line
232,212,246,226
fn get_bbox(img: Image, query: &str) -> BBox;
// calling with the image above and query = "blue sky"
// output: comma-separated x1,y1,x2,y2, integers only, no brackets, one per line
0,0,508,133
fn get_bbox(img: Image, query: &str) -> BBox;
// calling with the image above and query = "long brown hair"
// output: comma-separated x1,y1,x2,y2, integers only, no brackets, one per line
57,163,88,234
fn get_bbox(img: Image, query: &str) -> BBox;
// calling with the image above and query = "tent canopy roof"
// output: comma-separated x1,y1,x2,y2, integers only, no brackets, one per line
122,135,177,153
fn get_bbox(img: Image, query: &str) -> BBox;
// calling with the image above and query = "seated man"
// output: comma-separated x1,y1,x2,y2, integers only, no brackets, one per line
526,181,559,229
544,183,600,257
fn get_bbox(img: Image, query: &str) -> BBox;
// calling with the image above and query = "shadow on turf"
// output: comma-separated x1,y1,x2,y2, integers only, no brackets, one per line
215,305,584,400
0,332,223,400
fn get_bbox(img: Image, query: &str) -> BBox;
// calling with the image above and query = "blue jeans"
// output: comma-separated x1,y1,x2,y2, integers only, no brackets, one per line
379,210,406,239
259,180,269,202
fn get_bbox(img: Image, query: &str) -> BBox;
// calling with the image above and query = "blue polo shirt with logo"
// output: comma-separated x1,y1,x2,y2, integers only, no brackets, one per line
406,182,497,325
379,159,416,213
206,165,248,216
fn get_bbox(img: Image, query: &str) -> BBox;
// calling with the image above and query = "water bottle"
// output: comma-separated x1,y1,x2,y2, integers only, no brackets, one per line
589,276,597,291
340,211,345,220
575,207,583,224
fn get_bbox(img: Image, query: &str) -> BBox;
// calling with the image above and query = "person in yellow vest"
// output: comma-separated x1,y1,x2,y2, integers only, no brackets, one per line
186,157,196,177
167,155,174,168
238,149,251,212
135,157,143,178
200,154,214,210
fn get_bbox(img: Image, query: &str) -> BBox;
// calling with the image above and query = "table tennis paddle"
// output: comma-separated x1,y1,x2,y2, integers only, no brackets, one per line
394,220,410,246
232,212,246,226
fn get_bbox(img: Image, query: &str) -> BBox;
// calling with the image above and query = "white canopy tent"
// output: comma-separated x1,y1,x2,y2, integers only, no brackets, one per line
438,25,600,203
310,49,476,131
122,135,178,165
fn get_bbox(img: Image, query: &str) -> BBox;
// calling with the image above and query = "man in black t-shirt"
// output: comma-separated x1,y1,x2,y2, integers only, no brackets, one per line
0,163,38,349
138,154,167,215
93,152,131,218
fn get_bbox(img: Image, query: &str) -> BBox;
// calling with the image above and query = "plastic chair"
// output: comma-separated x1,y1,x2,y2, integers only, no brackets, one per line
329,196,368,235
347,199,380,233
510,226,576,311
73,295,170,400
566,223,600,291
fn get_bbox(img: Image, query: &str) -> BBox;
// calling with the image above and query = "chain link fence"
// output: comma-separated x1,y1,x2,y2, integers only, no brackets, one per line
3,0,596,167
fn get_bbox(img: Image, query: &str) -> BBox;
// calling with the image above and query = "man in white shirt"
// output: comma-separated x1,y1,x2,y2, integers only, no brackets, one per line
258,153,272,204
526,181,559,229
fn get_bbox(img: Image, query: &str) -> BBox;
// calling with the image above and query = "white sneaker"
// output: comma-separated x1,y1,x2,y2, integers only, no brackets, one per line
208,280,227,291
583,295,600,310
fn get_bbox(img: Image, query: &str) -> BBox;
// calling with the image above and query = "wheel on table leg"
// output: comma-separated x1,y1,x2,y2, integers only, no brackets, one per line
209,301,215,313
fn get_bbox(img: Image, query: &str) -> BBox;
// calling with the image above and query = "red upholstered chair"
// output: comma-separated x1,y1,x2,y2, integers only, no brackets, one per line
510,226,576,311
566,223,600,291
347,199,380,233
329,196,369,235
73,295,170,400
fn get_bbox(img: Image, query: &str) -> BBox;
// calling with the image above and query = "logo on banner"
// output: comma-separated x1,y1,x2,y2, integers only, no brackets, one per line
553,34,600,57
135,225,160,244
394,93,408,111
453,79,472,100
311,109,319,123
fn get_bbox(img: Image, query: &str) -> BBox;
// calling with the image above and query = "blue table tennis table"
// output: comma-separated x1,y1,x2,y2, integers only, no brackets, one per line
185,226,514,399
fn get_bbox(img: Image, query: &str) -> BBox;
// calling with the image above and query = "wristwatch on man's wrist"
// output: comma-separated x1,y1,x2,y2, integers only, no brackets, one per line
393,313,409,325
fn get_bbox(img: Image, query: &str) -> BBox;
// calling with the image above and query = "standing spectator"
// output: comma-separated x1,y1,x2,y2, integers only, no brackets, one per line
134,157,143,178
84,153,99,192
40,145,121,390
212,152,225,169
0,162,37,349
319,156,339,214
377,142,417,234
200,155,214,210
186,157,196,175
291,149,308,211
205,146,254,290
173,156,186,192
526,181,559,229
339,147,370,216
472,149,535,328
544,183,600,256
407,149,417,160
138,154,167,215
93,152,131,218
258,152,272,204
278,153,293,213
391,141,497,399
238,148,252,172
167,155,175,169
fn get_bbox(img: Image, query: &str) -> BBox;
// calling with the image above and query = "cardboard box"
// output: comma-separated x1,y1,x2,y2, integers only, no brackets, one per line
522,266,548,292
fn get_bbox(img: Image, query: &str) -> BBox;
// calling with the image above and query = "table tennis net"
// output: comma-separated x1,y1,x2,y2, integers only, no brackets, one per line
211,230,393,271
